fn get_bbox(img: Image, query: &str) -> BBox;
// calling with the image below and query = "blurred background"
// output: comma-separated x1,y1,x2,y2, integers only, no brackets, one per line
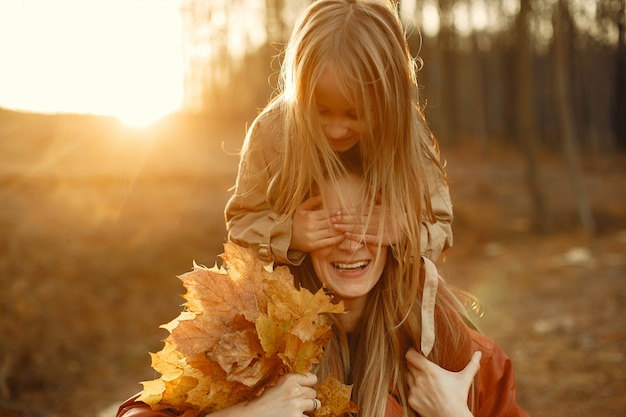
0,0,624,416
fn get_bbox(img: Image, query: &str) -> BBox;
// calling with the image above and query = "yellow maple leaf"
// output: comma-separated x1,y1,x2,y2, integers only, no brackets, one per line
138,342,204,410
265,278,344,342
280,332,331,374
315,376,360,417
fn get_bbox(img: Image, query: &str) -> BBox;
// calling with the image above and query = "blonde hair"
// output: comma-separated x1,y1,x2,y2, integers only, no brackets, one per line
294,242,475,417
248,2,457,411
258,0,445,266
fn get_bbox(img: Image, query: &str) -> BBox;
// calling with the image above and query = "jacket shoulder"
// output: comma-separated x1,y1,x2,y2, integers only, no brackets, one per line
245,101,286,153
470,331,530,417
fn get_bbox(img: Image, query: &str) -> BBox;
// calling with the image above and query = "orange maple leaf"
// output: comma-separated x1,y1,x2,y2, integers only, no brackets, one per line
167,244,271,358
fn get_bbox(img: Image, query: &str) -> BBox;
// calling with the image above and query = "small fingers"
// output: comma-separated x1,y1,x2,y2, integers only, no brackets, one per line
330,213,362,228
307,231,344,250
343,231,380,246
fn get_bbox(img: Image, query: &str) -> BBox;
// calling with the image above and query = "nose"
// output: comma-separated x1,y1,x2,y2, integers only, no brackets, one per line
323,120,348,139
335,234,364,253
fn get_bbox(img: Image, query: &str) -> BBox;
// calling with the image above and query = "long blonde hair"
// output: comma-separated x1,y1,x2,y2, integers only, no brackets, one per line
293,248,475,417
251,4,458,411
289,167,475,417
253,0,445,281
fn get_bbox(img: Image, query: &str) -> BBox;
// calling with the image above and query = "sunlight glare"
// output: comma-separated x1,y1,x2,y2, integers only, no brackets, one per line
421,1,441,37
470,0,489,32
453,2,472,36
0,0,183,128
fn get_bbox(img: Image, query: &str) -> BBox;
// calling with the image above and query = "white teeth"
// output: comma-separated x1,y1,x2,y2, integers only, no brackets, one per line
334,261,368,270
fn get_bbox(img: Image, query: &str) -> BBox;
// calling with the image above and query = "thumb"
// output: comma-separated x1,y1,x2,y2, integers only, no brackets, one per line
405,347,430,370
460,350,482,381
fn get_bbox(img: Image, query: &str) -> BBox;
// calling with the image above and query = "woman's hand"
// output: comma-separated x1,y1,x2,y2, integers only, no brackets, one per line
233,373,320,417
405,349,482,417
291,195,343,252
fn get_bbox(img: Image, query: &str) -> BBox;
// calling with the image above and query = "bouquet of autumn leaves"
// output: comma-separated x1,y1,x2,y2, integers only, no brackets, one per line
138,243,359,417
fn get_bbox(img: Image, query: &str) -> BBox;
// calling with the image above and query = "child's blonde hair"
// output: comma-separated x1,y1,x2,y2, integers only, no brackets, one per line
253,0,446,321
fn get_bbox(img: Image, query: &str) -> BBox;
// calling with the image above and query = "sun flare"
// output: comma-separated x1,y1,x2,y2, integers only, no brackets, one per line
0,0,183,128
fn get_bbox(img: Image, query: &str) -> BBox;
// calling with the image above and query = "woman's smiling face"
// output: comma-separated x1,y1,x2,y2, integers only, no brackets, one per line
310,173,387,305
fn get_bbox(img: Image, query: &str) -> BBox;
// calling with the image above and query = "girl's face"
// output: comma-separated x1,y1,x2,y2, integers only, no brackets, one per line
310,174,387,310
314,63,368,152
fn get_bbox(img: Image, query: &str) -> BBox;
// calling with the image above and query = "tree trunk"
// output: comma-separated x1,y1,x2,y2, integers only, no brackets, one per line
469,34,489,150
553,0,595,234
438,0,457,145
616,0,626,148
515,0,551,233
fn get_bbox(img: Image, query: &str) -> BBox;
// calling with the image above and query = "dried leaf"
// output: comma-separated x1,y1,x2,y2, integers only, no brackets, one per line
138,243,351,415
168,244,271,358
315,376,360,417
265,279,344,341
280,332,330,374
138,342,205,410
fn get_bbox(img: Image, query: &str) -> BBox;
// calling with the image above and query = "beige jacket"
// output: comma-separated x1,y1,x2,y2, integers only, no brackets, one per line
224,108,453,265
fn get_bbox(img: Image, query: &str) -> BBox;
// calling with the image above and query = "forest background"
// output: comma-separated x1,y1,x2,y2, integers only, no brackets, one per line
1,0,625,416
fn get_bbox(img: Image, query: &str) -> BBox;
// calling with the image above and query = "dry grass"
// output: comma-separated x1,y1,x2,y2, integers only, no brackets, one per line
0,110,242,415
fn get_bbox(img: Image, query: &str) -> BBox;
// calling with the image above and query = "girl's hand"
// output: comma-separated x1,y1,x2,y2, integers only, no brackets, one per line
405,348,481,417
331,197,402,247
291,195,343,252
238,373,320,417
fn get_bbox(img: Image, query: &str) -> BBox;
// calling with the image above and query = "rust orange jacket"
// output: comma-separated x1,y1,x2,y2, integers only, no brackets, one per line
116,330,528,417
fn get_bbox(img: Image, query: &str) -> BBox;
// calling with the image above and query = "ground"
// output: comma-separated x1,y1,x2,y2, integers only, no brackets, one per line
0,110,624,417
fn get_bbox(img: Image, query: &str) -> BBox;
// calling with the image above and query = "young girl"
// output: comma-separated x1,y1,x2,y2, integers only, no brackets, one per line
117,170,528,417
225,0,453,268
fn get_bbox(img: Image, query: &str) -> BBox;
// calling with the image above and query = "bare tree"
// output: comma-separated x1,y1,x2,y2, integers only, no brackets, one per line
177,0,624,158
467,32,489,148
616,0,626,147
265,0,287,43
553,0,595,233
514,0,551,233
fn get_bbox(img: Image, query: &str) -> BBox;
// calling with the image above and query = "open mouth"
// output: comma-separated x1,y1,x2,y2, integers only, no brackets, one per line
333,260,369,272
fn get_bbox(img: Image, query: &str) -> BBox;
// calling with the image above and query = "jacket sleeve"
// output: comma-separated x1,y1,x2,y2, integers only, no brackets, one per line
471,332,530,417
226,110,453,265
116,395,202,417
420,135,453,262
224,114,305,266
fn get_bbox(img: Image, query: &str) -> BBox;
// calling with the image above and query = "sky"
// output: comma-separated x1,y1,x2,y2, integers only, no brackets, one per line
0,0,184,126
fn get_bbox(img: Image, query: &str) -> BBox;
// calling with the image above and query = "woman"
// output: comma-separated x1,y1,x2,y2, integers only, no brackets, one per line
118,171,528,417
287,171,528,417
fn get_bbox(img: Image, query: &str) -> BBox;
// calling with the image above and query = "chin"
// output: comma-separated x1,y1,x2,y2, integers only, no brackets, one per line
330,139,359,152
327,276,376,301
